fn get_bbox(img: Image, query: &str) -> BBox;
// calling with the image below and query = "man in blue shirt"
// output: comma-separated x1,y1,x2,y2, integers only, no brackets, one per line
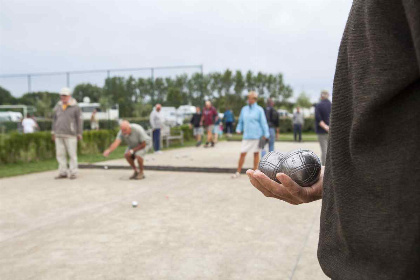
315,90,332,165
232,91,270,178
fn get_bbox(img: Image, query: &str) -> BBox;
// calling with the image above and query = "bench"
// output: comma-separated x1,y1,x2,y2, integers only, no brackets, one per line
146,127,184,149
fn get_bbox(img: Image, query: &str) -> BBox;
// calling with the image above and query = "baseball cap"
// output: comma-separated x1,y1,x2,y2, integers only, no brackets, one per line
59,87,72,96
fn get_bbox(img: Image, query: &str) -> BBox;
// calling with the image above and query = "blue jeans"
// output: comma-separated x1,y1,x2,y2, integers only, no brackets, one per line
153,129,161,151
261,128,276,157
294,124,302,142
225,122,233,134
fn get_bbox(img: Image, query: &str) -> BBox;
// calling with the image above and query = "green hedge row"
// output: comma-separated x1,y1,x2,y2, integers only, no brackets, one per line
0,118,151,133
170,124,194,141
0,130,118,164
0,125,192,164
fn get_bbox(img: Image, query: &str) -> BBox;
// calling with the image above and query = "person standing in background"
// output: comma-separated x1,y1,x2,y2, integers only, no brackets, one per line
315,90,331,165
232,91,269,179
293,106,304,142
261,98,279,157
90,109,99,130
52,87,83,180
22,114,39,134
149,104,163,154
223,108,235,138
189,107,203,147
201,101,218,147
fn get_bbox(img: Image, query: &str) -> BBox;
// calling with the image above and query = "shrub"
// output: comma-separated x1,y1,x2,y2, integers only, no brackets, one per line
170,124,194,141
0,130,118,164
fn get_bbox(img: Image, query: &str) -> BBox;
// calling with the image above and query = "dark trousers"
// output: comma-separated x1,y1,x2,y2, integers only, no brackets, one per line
153,129,161,151
225,122,233,133
293,124,302,142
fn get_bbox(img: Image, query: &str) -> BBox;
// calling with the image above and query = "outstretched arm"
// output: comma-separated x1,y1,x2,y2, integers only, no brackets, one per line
103,139,122,157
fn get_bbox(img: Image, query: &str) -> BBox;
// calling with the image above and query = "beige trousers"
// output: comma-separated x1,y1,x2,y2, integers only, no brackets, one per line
317,134,329,166
55,137,78,175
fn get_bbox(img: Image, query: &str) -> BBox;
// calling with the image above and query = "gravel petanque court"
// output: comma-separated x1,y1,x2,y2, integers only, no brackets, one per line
0,141,328,280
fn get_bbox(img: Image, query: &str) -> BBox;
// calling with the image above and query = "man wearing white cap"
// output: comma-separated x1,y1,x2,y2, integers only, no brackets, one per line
52,87,83,179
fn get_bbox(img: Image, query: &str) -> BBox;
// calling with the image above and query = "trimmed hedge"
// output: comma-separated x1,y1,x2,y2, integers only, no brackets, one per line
0,130,117,164
170,124,194,141
0,118,150,133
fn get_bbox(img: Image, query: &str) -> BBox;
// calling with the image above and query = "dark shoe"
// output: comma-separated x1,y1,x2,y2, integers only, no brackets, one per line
204,142,209,148
129,171,139,180
69,174,77,180
54,174,68,179
211,141,215,147
196,141,202,147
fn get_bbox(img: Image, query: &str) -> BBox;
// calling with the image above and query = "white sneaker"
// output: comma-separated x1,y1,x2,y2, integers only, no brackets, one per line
231,172,240,179
155,150,163,154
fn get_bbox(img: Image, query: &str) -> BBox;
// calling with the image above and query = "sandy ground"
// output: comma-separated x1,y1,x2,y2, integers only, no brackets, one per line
0,141,328,280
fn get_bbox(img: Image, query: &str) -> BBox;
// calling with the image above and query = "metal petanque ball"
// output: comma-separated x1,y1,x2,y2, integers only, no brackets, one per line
258,151,286,183
278,149,321,187
259,149,321,187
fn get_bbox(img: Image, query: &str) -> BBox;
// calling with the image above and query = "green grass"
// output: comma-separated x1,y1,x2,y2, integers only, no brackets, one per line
227,132,318,142
0,140,199,179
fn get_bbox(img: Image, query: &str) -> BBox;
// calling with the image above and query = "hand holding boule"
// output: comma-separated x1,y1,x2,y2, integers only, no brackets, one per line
258,149,321,187
246,167,324,205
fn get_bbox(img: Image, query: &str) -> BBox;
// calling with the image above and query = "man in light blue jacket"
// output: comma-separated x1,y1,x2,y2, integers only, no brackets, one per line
232,91,270,178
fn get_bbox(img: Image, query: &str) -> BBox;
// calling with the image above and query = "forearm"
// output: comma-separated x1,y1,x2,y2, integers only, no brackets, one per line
107,141,120,153
319,121,329,132
131,141,146,152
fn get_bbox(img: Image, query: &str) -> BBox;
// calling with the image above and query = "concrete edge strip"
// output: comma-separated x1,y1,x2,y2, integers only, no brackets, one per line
79,164,246,174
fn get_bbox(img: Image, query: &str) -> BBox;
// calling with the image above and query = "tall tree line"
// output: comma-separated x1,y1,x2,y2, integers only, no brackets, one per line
0,69,294,117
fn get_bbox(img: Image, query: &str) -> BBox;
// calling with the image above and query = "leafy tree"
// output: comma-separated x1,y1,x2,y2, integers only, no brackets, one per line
245,71,255,91
221,69,233,96
254,72,266,97
233,70,245,95
72,83,102,103
296,92,312,108
103,77,133,117
137,78,153,102
0,86,16,105
166,87,183,107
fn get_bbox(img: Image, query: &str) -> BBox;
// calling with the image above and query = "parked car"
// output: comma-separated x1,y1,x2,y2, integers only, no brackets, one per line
277,109,293,118
0,111,23,122
160,107,183,126
78,102,119,120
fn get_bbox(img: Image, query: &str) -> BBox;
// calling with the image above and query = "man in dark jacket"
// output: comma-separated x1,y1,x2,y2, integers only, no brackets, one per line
262,98,279,157
314,90,331,165
247,1,420,279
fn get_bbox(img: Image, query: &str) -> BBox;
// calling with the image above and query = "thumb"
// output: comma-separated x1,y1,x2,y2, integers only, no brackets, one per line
276,173,305,200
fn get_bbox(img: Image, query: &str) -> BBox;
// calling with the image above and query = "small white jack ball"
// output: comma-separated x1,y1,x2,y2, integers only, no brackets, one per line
104,165,108,170
132,201,138,207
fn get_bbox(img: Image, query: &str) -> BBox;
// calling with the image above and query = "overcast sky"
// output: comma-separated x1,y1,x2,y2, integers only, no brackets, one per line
0,0,353,101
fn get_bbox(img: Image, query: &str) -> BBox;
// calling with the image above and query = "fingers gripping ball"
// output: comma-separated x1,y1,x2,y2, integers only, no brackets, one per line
258,151,286,183
259,149,322,187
